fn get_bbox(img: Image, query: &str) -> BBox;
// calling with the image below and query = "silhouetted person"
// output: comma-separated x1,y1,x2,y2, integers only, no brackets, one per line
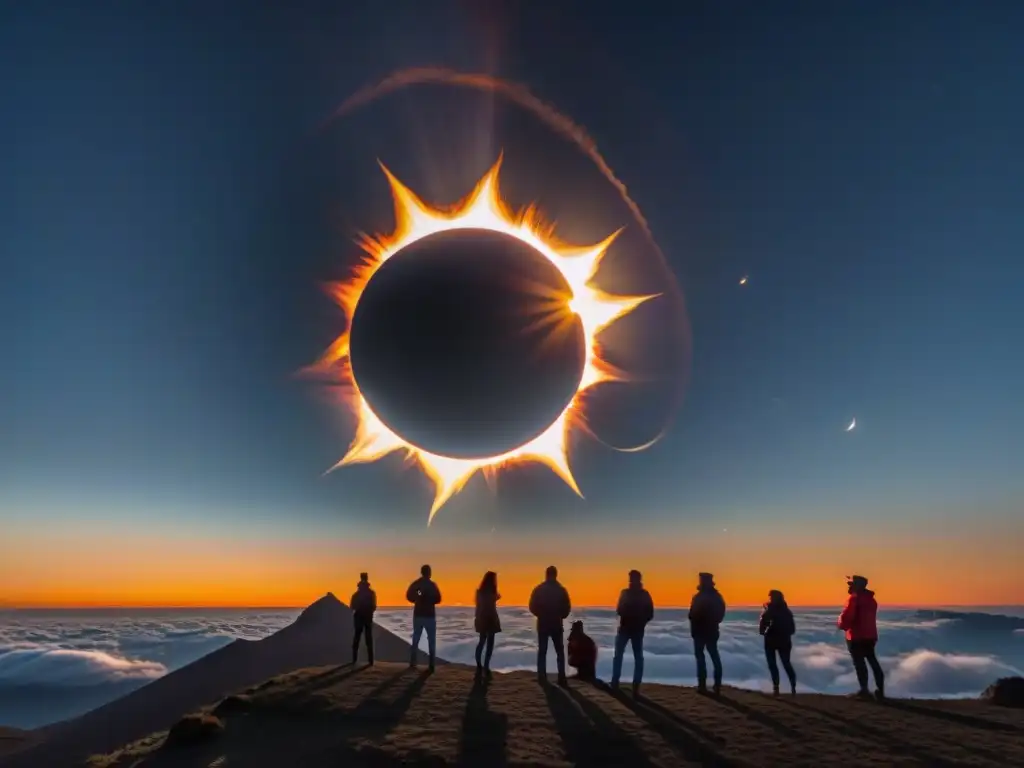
474,570,501,677
406,564,441,672
529,565,571,686
689,571,726,694
759,589,796,695
611,569,654,695
567,620,597,681
839,574,884,699
350,572,377,666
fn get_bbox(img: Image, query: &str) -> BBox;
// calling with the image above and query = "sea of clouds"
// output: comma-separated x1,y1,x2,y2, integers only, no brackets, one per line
1,606,1021,729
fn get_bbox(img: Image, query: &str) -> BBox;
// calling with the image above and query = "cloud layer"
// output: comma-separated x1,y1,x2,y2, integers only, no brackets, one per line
0,610,297,728
375,607,1024,698
1,606,1020,729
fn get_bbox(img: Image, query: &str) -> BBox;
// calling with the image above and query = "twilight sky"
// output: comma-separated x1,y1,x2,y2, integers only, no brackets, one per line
1,2,1022,608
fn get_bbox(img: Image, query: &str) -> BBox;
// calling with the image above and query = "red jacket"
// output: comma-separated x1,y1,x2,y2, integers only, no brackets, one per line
838,589,879,641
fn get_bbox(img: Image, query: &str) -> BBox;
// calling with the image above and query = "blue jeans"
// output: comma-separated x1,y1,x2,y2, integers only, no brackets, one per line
411,616,436,666
612,629,644,687
693,634,722,687
537,627,566,680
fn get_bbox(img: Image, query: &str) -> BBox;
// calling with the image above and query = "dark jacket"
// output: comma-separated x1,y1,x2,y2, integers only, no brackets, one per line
350,582,377,619
406,577,442,618
616,585,655,634
758,601,796,645
475,589,502,634
688,587,726,639
567,622,597,674
529,579,571,632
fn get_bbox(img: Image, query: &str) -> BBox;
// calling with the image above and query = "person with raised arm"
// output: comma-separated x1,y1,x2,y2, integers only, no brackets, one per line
838,574,885,699
406,564,441,673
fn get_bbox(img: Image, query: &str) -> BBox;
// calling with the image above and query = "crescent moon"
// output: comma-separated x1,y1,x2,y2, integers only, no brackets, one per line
845,417,857,432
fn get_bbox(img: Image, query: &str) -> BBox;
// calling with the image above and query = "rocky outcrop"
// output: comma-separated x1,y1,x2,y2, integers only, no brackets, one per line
981,676,1024,708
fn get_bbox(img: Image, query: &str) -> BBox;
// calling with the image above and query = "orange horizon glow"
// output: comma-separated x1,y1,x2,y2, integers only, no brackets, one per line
305,156,656,523
7,590,1022,611
4,518,1022,610
8,601,1020,610
7,594,1023,611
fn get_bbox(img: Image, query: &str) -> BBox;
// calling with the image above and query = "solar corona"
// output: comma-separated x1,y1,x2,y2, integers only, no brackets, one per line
313,157,657,523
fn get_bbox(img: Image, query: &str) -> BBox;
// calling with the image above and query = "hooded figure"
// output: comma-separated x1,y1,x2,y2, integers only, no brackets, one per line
611,570,655,694
529,565,571,686
688,572,726,693
759,589,796,695
350,573,377,665
567,620,598,681
838,574,885,699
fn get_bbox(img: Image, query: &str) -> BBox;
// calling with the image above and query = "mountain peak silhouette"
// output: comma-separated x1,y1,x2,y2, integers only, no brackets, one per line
2,593,440,768
293,592,349,630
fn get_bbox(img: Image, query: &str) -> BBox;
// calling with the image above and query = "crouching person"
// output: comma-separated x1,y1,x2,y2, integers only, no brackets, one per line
567,620,597,681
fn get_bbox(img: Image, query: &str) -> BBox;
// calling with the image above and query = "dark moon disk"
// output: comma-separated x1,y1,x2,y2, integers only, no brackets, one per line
349,229,586,459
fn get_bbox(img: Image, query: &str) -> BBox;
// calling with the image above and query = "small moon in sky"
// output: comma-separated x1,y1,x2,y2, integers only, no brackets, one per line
739,275,748,285
845,417,857,432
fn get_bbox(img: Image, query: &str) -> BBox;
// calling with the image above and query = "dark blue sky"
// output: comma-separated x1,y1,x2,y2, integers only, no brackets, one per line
2,1,1022,543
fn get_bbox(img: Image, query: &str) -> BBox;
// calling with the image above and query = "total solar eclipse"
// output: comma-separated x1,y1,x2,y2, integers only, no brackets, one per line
311,159,655,521
349,229,586,460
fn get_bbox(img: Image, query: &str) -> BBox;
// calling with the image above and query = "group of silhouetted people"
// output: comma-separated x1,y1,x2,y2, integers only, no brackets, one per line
348,567,886,699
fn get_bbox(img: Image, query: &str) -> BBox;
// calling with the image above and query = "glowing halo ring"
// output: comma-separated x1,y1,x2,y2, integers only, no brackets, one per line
320,67,693,453
312,156,659,523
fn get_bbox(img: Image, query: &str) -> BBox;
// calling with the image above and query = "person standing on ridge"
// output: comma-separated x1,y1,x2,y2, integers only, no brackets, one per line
688,571,726,694
529,565,571,686
474,570,501,678
611,569,655,695
838,574,885,699
406,564,442,672
350,572,377,666
759,589,797,695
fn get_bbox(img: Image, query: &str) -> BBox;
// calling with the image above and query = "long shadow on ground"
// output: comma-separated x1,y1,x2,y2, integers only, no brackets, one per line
543,681,655,767
880,698,1023,733
598,686,738,767
456,675,508,767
